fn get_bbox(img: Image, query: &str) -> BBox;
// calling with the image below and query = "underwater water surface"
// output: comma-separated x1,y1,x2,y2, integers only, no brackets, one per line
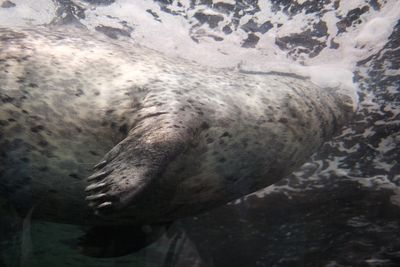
1,0,400,266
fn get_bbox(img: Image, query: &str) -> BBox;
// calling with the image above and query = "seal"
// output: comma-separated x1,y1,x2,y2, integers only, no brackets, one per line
0,26,355,226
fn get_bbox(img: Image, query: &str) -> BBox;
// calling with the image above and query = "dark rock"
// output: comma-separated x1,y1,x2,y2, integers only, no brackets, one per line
95,25,132,39
269,0,333,16
222,25,233,34
81,0,115,5
275,30,326,58
369,0,381,10
330,39,340,49
146,9,162,22
241,33,260,48
241,19,273,34
259,21,273,34
51,0,86,26
313,20,328,37
336,6,370,33
241,19,259,33
1,0,15,8
214,2,235,14
194,12,224,29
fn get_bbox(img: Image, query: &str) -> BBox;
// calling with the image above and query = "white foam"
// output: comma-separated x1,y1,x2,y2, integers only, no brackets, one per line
1,0,399,123
0,0,56,26
355,17,395,48
0,0,398,125
64,0,398,111
212,0,235,5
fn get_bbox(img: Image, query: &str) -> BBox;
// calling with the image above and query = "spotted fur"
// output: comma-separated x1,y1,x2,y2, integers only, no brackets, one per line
0,27,354,225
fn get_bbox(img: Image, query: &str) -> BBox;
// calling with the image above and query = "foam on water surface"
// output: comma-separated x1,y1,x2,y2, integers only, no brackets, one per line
64,0,397,112
1,1,398,105
0,0,56,26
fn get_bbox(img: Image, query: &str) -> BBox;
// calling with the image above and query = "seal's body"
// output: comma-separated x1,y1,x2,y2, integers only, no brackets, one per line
0,27,354,225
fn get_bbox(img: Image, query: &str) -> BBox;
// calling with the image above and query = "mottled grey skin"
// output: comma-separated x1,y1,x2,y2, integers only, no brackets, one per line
0,27,355,226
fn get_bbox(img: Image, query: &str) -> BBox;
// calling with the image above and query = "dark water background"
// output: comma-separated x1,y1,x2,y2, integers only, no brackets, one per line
1,0,400,266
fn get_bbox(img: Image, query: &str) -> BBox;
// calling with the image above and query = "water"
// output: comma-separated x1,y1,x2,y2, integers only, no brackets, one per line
0,0,399,266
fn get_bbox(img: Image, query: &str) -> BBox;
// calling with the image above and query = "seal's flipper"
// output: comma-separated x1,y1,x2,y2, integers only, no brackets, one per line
85,94,201,215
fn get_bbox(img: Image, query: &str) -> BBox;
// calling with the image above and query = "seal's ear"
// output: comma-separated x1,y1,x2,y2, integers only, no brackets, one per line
85,93,202,216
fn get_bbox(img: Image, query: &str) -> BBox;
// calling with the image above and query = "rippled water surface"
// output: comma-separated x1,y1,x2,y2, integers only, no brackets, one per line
1,0,399,266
